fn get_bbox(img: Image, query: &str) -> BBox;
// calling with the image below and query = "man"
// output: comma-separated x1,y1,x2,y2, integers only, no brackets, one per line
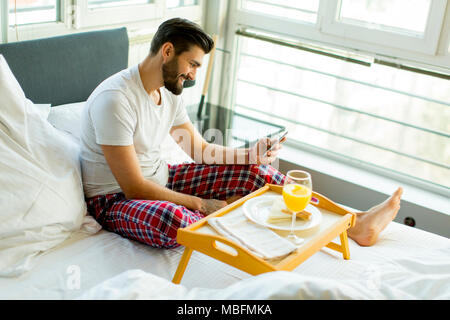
81,18,403,249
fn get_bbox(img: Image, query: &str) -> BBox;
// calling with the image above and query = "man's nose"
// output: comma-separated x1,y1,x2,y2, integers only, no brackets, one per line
187,69,196,80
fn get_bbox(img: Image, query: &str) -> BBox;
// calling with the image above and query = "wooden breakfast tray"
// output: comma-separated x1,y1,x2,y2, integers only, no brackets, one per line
172,184,356,284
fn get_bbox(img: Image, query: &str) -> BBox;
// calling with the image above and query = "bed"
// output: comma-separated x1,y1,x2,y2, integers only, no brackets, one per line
0,28,449,300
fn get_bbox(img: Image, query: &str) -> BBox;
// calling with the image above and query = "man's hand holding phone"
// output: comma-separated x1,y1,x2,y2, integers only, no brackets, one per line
248,130,288,165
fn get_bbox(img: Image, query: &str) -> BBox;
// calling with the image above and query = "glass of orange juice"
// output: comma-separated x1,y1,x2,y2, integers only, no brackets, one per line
283,170,312,244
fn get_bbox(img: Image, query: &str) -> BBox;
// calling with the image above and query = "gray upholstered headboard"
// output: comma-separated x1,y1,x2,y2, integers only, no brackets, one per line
0,27,129,106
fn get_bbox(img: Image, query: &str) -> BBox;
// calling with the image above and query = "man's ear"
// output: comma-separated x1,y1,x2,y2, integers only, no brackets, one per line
161,42,175,63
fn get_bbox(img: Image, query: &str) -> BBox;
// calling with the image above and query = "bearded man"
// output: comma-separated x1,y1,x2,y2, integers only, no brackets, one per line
80,18,402,249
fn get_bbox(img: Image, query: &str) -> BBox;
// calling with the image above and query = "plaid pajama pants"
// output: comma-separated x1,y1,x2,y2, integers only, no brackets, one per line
86,163,286,249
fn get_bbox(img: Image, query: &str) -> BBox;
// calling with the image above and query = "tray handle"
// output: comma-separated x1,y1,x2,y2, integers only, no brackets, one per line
177,229,276,275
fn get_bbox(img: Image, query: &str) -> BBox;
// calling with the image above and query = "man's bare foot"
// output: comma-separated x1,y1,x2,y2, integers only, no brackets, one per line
348,187,403,247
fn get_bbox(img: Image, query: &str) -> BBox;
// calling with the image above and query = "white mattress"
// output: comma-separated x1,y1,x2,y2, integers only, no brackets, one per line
2,105,449,298
3,89,448,298
1,218,449,300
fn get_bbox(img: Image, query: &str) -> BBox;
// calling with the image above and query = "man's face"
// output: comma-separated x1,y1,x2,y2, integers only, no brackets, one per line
162,45,205,95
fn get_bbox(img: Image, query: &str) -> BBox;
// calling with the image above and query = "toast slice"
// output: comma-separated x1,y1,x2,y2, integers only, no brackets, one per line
266,198,311,224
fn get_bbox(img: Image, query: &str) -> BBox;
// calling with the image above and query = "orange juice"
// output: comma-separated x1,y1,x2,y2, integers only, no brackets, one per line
282,184,312,212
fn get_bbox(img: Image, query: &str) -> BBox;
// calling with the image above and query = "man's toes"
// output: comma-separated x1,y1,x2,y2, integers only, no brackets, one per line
394,187,403,199
388,189,403,207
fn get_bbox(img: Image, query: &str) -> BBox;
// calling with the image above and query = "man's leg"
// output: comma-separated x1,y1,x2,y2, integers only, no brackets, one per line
166,163,285,202
86,192,204,248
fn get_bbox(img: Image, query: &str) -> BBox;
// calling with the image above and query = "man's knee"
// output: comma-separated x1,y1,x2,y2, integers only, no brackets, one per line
150,202,202,248
150,202,189,236
104,200,187,249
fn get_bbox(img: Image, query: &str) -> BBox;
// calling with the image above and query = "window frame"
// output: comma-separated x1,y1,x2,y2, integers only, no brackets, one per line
232,0,450,72
5,0,70,43
73,0,165,29
223,0,450,196
163,0,202,21
319,0,448,55
6,0,63,27
0,0,205,49
1,1,8,43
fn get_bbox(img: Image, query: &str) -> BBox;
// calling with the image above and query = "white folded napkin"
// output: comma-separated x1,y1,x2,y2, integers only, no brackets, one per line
208,214,297,260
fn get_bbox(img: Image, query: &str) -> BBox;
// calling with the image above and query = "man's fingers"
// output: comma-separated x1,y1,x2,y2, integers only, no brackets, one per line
269,136,287,149
271,143,282,151
266,144,282,156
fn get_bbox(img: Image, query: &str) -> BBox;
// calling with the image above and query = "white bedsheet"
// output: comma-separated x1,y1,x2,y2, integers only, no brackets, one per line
77,269,421,300
1,220,448,299
2,97,449,299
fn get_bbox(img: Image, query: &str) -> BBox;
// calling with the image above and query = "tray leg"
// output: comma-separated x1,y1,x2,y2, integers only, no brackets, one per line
172,247,193,284
339,231,350,260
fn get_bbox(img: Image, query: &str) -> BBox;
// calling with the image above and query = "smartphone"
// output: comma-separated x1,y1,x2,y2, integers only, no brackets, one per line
263,129,288,156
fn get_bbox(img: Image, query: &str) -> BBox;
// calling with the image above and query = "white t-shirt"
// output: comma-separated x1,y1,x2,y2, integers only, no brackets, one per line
80,64,190,198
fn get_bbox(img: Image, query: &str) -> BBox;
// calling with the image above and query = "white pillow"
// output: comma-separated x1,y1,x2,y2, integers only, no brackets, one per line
48,102,86,142
35,103,51,120
0,55,92,277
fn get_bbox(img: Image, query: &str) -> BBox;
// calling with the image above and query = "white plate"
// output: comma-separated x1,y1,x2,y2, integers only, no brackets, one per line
243,195,322,231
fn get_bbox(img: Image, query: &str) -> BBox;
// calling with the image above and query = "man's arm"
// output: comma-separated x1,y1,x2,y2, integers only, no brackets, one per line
101,144,200,208
170,121,249,165
170,121,285,165
100,144,226,214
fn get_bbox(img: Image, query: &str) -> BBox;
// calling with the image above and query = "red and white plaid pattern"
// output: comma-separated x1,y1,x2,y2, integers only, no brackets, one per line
86,164,286,248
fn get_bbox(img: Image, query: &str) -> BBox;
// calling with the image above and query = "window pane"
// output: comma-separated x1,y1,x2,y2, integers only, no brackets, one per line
235,36,450,189
241,0,319,24
339,0,431,35
88,0,152,10
9,0,59,26
167,0,198,9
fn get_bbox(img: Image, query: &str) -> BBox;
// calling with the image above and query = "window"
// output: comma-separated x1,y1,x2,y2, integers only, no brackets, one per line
233,0,449,68
320,0,447,54
8,0,60,26
167,0,198,9
74,0,163,29
234,35,450,190
74,0,201,28
224,0,450,194
164,0,202,23
1,0,204,44
88,0,152,10
241,0,319,24
338,0,431,34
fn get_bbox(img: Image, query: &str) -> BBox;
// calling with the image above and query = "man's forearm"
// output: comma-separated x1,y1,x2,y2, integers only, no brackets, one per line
201,144,249,165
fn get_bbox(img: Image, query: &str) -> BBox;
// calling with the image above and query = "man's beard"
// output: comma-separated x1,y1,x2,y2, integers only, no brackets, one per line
162,58,186,95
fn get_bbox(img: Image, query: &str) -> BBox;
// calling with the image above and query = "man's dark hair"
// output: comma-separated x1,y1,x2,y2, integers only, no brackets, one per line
150,18,214,56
